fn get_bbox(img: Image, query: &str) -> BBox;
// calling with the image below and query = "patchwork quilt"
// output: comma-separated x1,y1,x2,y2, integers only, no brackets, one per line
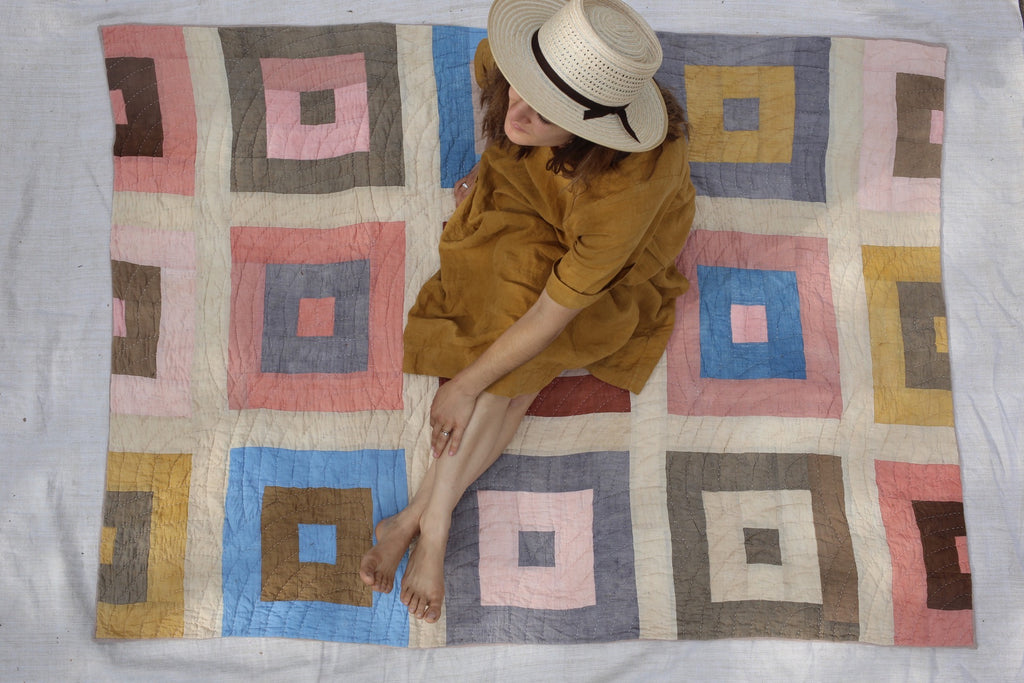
97,23,972,648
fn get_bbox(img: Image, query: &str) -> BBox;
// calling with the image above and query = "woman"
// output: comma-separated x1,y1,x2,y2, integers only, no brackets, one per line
359,0,695,623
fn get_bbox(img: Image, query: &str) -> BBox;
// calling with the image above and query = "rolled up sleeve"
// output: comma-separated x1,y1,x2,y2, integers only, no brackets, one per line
544,173,681,309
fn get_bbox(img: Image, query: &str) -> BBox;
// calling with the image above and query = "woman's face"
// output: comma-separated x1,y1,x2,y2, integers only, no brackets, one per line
504,87,574,148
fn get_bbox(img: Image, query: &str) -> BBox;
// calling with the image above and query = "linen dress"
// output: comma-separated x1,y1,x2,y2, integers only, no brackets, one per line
402,43,696,398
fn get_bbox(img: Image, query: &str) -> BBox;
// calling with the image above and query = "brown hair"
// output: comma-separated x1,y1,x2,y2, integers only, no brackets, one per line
479,62,689,187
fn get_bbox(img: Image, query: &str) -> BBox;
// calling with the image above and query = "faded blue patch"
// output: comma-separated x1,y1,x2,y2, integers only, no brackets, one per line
297,523,337,564
261,260,370,375
518,530,556,568
723,97,760,131
698,265,806,380
222,446,409,646
434,25,488,188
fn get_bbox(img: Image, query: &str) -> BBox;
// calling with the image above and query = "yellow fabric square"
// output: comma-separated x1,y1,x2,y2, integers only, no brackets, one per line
684,65,796,164
96,451,192,639
862,246,952,427
99,526,117,566
933,316,949,354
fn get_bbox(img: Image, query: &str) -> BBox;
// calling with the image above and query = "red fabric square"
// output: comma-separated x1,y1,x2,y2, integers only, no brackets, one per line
296,297,336,337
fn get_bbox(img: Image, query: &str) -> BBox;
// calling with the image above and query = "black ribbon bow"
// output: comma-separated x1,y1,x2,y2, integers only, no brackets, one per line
530,30,640,144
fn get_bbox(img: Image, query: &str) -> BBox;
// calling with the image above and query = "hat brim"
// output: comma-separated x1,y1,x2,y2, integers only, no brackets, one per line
487,0,668,153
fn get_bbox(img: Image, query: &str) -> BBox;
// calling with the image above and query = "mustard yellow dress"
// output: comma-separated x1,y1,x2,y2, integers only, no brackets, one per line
403,44,696,397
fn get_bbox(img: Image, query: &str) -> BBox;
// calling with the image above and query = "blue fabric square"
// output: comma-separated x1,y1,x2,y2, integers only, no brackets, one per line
222,447,409,646
698,265,806,380
723,97,760,131
261,260,370,375
434,26,488,188
518,530,556,567
297,523,337,564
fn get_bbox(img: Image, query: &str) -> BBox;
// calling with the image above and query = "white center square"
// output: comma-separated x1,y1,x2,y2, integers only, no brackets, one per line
701,489,823,604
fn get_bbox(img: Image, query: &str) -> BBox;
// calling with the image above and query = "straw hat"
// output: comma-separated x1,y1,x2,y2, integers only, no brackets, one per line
487,0,667,152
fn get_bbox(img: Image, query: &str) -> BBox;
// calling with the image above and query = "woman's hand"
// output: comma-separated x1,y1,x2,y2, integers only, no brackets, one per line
453,164,479,206
429,378,478,457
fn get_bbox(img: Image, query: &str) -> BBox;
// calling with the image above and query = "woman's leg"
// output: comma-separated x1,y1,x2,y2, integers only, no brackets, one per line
359,390,536,610
357,465,437,594
400,391,536,622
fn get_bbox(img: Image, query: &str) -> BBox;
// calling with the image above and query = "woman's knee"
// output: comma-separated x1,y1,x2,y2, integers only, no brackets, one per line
509,392,539,413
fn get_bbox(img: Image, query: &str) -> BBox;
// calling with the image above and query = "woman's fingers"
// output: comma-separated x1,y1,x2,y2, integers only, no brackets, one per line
431,425,452,458
453,164,479,204
429,379,479,456
445,425,463,457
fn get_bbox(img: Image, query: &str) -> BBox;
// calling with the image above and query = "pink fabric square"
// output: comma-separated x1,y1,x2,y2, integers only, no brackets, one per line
930,109,944,145
857,40,946,213
875,460,973,646
261,55,370,161
477,490,596,610
228,222,404,412
112,297,127,338
110,89,128,125
730,304,769,343
668,229,842,418
296,297,336,337
955,535,971,574
109,225,196,417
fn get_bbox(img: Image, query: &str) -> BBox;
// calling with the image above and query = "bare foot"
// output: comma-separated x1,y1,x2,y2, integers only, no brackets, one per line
359,514,417,593
399,530,448,623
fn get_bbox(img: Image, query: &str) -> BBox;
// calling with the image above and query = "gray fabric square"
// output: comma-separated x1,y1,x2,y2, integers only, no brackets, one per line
723,97,760,131
518,530,556,567
97,490,153,605
445,451,638,644
300,89,336,126
743,527,783,565
261,260,370,375
896,280,951,390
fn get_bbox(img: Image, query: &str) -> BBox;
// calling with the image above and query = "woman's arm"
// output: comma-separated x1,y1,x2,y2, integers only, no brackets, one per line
429,289,580,456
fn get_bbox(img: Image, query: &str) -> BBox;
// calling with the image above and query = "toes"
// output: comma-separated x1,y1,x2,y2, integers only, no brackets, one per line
358,560,376,588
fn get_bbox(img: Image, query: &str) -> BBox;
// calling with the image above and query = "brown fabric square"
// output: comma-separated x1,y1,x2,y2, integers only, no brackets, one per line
743,527,783,565
894,72,945,179
106,56,165,157
666,451,860,641
897,280,951,390
111,260,161,379
300,89,336,126
97,490,153,605
912,500,972,611
260,486,373,606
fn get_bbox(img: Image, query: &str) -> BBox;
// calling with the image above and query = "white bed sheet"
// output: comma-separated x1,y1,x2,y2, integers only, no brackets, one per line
2,0,1022,680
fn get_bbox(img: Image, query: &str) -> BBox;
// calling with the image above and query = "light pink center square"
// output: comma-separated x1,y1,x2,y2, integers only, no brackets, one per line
955,535,971,574
112,297,127,337
261,54,371,161
110,89,128,125
930,109,944,145
296,297,336,337
731,303,769,343
477,489,596,610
